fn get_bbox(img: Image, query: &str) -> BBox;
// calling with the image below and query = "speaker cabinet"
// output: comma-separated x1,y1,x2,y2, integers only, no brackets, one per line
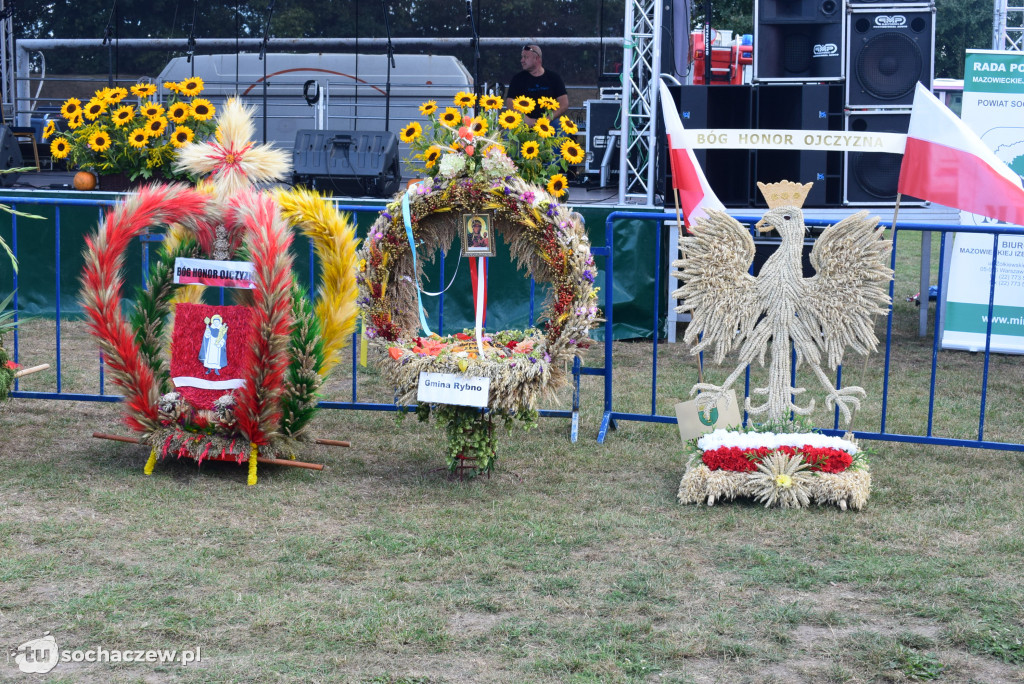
846,7,935,108
292,129,401,197
0,126,24,187
754,0,844,82
844,111,923,205
754,84,844,207
669,85,754,207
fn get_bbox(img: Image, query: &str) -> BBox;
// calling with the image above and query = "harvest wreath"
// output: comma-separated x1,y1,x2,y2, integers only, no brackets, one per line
358,174,599,474
677,428,872,510
81,100,359,484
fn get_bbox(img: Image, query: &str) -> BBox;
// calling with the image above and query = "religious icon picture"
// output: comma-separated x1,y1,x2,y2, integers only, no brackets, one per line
461,213,495,257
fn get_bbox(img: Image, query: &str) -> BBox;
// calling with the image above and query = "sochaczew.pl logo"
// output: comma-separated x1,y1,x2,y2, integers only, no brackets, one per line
10,633,201,673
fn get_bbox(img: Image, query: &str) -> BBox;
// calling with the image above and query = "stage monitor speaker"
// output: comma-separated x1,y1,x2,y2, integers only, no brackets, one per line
292,129,401,197
754,0,844,82
754,84,844,207
844,111,923,205
846,7,935,108
668,85,753,207
0,126,24,187
584,99,621,176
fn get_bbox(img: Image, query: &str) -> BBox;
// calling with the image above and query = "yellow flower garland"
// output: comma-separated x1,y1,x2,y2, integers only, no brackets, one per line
248,443,258,485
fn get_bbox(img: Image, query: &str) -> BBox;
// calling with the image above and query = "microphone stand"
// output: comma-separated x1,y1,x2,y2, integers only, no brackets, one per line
381,0,396,132
259,0,276,144
186,0,198,76
467,0,480,102
101,0,117,87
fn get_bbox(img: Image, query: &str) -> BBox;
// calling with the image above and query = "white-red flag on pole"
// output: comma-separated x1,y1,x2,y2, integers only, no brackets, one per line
658,80,725,227
898,82,1024,226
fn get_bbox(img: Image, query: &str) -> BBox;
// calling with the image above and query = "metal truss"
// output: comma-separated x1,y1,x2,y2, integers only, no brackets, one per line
1,0,14,113
994,0,1024,51
618,0,662,205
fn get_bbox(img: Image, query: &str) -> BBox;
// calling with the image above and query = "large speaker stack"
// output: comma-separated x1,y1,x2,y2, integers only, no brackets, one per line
746,0,935,206
844,2,934,204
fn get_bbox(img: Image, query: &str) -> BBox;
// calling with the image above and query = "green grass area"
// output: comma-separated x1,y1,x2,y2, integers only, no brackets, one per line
1,228,1023,682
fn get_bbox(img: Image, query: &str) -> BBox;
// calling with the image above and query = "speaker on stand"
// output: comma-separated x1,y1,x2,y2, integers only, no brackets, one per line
846,5,935,109
754,0,844,82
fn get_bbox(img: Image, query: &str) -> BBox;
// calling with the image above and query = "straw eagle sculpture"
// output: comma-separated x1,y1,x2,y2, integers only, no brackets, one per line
672,181,893,425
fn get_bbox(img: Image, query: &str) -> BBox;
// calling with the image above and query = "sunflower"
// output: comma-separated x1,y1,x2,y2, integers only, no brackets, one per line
112,105,135,128
521,140,540,159
454,91,476,107
179,76,204,97
419,100,438,116
499,110,521,130
439,107,461,127
128,128,149,149
146,116,168,137
469,117,488,136
484,143,506,156
480,94,502,110
560,139,585,165
94,88,113,104
88,130,112,153
171,125,195,148
423,145,442,169
538,96,559,111
163,81,180,94
189,99,215,121
400,121,422,143
131,83,157,98
140,102,165,119
546,173,568,198
533,117,555,138
559,116,579,135
42,120,56,140
512,96,535,114
83,98,106,121
167,102,189,124
60,98,82,120
50,137,71,159
108,87,129,103
66,115,84,130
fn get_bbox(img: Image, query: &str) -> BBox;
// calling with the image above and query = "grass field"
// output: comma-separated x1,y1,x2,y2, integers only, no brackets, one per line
2,229,1024,683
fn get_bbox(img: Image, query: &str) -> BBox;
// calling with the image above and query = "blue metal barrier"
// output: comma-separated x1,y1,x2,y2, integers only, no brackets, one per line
596,210,1024,452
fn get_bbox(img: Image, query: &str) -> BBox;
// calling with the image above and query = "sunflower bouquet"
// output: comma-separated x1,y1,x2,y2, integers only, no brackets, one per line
44,77,218,182
399,91,584,197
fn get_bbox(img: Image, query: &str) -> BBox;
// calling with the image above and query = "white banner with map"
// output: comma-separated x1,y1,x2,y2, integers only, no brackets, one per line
941,50,1024,354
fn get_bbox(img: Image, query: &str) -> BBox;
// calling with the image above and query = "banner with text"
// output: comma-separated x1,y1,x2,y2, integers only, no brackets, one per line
173,257,256,289
943,50,1024,354
678,129,906,153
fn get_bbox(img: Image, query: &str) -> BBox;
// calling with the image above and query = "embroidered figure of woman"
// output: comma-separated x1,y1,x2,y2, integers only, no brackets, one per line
200,314,229,375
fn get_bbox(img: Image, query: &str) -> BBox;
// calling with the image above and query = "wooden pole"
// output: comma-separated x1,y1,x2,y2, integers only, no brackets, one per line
13,363,50,378
315,438,351,447
90,432,326,471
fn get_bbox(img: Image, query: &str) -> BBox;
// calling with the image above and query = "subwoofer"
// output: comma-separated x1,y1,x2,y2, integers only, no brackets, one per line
0,126,24,187
754,0,844,82
846,6,935,108
844,111,924,205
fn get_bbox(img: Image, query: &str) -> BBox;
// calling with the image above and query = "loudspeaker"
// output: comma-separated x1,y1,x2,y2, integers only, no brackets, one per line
669,85,754,207
844,111,923,205
292,129,401,197
584,100,621,176
754,0,844,82
846,7,935,108
754,84,844,207
0,126,24,187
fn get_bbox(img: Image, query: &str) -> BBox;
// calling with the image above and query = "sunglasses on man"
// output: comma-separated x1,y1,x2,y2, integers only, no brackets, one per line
522,46,540,55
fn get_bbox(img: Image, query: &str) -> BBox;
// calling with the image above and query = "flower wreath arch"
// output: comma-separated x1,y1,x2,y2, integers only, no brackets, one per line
80,183,359,484
359,175,600,415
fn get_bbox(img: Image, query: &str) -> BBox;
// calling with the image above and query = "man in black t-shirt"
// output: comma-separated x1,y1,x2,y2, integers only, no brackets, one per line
504,44,569,127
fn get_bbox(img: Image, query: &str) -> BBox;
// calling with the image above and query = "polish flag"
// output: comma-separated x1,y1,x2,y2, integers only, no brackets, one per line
898,82,1024,226
659,80,725,227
